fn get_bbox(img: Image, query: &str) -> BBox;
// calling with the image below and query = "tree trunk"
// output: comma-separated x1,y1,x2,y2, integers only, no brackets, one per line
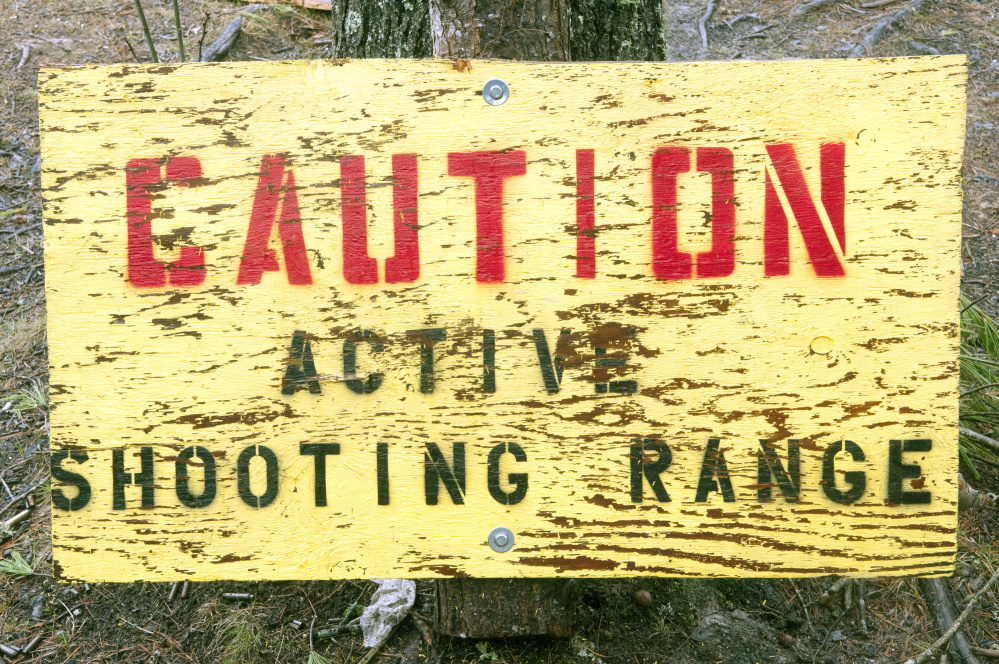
329,0,664,638
332,0,432,58
436,578,578,638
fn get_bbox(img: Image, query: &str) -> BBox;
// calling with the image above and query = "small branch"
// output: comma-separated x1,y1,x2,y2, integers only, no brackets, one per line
171,0,187,62
960,427,999,454
860,0,902,7
0,263,42,277
961,383,999,399
0,479,47,520
26,32,71,52
906,567,999,664
848,0,925,58
908,40,940,54
200,5,265,62
962,294,988,313
5,223,42,238
197,12,211,62
971,647,999,659
793,0,840,16
699,0,721,50
16,45,29,70
134,0,159,63
122,34,141,62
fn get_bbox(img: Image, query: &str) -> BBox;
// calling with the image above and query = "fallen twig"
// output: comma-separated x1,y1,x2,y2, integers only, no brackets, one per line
133,0,159,63
6,223,42,238
971,647,999,659
725,12,758,27
848,0,925,58
793,0,840,15
200,4,265,62
906,566,999,664
908,40,940,54
699,0,721,50
916,577,981,664
960,427,999,454
0,263,41,277
736,25,773,39
861,0,902,7
16,45,29,70
26,33,71,52
0,479,47,519
961,384,999,399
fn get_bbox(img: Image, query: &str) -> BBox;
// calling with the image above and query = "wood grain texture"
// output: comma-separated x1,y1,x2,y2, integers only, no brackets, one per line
39,57,966,581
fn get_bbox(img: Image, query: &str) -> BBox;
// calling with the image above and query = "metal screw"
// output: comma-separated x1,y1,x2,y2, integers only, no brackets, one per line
482,79,509,106
488,526,515,552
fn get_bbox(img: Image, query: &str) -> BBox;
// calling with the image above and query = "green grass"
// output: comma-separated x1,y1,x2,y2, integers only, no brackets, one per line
307,652,332,664
0,551,34,577
11,383,46,413
959,296,999,477
218,610,264,664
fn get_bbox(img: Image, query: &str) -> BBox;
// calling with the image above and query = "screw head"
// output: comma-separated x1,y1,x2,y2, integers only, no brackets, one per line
488,526,514,552
482,79,509,106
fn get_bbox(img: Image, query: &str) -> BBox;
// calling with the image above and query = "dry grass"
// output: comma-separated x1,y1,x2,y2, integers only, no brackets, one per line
0,314,44,361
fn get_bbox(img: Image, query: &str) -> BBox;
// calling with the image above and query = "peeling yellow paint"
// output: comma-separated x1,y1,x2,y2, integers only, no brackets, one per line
40,57,966,581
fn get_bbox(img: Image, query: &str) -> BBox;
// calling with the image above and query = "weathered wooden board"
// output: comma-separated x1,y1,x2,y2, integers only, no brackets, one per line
40,57,966,581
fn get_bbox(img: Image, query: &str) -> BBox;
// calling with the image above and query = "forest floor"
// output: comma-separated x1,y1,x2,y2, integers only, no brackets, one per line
2,0,999,662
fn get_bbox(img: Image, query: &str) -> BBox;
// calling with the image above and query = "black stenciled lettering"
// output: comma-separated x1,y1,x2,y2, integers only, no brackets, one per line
595,347,638,395
425,442,465,505
695,438,735,503
533,328,570,394
377,442,390,505
483,329,496,393
237,445,279,508
630,439,671,502
175,445,217,508
487,442,528,505
821,440,866,504
282,330,321,395
406,328,446,394
343,330,384,394
300,443,340,507
888,439,932,505
51,451,91,512
757,439,800,502
112,446,155,510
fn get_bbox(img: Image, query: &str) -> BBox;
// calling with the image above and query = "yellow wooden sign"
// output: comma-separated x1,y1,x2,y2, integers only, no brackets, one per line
40,57,966,581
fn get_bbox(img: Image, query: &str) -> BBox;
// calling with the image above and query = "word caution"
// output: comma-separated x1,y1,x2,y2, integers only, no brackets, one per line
126,143,846,287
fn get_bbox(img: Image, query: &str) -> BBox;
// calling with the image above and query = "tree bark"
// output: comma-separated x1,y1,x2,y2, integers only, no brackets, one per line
436,578,578,638
329,0,664,638
332,0,432,58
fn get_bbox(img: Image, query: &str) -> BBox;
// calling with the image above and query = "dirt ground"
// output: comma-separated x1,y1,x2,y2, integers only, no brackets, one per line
2,0,999,662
